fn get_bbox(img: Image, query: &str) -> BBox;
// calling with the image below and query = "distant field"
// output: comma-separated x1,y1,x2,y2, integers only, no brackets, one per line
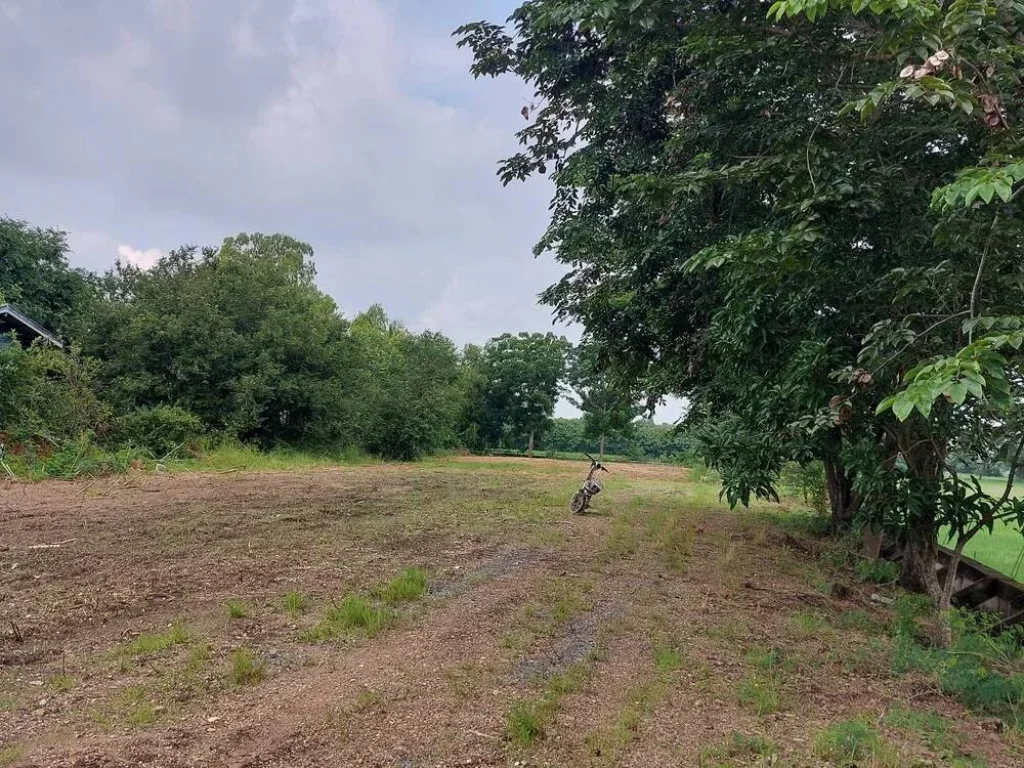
942,476,1024,580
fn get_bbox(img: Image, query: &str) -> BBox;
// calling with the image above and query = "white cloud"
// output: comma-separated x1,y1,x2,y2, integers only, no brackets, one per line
117,244,163,269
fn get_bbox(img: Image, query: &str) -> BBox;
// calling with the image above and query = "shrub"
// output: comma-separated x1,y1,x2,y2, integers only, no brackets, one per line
855,557,901,584
112,405,204,459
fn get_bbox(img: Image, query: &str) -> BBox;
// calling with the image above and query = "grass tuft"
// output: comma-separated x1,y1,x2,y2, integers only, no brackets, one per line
0,746,25,767
224,600,250,620
230,647,265,686
375,567,429,604
506,700,544,746
282,591,308,615
48,674,75,693
812,719,900,766
124,623,191,657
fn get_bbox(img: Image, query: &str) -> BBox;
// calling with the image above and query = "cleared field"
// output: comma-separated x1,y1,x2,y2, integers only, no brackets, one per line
1,457,1020,767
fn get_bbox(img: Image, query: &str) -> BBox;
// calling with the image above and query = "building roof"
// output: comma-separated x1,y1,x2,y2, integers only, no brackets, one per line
0,303,63,348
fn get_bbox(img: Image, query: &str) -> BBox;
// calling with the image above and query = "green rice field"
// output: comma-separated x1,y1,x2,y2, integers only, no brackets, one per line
941,477,1024,581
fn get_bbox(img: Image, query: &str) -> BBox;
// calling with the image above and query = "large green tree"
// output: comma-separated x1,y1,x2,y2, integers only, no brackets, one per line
0,217,91,336
83,233,360,447
457,0,1024,606
481,332,569,455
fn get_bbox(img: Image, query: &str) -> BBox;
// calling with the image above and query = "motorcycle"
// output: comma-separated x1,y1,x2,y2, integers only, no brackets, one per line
569,453,608,514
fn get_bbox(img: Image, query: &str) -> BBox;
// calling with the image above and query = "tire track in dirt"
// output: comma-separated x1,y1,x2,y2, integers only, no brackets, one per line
28,531,611,768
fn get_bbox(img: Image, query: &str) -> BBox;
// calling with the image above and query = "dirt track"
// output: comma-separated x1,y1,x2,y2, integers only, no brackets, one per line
1,459,1020,766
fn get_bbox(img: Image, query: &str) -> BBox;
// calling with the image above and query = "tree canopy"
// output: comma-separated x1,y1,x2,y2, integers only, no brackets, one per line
456,0,1024,607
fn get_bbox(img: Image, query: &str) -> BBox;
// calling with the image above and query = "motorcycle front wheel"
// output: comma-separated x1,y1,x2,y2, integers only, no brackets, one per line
569,491,588,515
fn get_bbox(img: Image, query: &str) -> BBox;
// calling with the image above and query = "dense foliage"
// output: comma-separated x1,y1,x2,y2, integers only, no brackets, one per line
457,0,1024,611
0,221,652,466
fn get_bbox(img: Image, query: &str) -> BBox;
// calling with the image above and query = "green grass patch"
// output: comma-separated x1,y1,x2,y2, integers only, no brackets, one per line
505,663,592,747
224,600,250,620
812,719,899,766
653,642,684,673
855,557,901,584
787,609,832,641
0,746,25,766
300,596,394,642
374,567,429,604
48,674,75,693
230,647,265,686
698,732,777,767
123,623,191,657
506,700,545,746
736,647,785,716
119,686,160,727
282,591,308,615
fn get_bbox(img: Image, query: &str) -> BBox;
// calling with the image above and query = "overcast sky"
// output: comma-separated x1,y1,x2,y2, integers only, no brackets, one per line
0,0,684,423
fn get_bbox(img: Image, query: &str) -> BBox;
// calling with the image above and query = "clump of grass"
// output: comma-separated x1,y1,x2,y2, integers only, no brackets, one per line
282,591,308,615
812,719,899,766
300,596,393,642
0,746,25,766
855,557,901,584
375,568,429,604
48,674,75,693
506,700,544,745
884,705,959,754
124,623,191,657
230,647,265,686
119,686,159,726
788,609,832,641
837,608,883,633
653,642,683,673
0,695,19,712
698,732,777,764
224,599,250,620
736,647,784,716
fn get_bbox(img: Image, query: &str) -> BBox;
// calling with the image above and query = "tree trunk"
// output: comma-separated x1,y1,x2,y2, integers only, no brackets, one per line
527,430,534,458
823,457,860,532
900,516,943,602
898,436,946,602
599,434,605,462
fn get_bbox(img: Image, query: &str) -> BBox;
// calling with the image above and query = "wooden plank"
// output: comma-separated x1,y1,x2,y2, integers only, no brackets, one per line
952,577,999,609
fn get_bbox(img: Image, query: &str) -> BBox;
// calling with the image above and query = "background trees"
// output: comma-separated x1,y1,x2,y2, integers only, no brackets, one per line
457,0,1024,603
479,332,570,455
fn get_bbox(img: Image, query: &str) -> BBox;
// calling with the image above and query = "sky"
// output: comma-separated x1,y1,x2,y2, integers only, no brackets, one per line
0,0,685,423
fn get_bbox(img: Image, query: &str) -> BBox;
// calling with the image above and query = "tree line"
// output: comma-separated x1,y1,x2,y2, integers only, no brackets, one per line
457,0,1024,624
0,219,649,466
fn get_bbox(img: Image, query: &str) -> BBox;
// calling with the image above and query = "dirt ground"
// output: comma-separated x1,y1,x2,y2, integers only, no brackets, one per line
1,458,1021,767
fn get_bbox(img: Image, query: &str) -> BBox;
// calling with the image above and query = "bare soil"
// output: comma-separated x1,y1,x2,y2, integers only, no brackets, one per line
1,458,1020,767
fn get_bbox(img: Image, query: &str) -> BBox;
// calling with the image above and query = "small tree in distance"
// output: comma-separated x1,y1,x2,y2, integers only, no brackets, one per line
567,344,641,461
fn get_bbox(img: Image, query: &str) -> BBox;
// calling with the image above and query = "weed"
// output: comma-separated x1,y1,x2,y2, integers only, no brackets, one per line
0,746,25,767
837,608,883,633
230,647,265,686
186,643,213,673
856,558,901,584
301,596,393,642
812,719,900,766
653,642,684,673
224,600,250,620
124,623,191,657
884,705,959,753
282,591,308,615
698,732,777,766
48,674,75,693
788,609,832,641
0,695,19,712
736,647,784,716
375,568,429,604
119,686,159,726
706,618,751,643
506,700,545,745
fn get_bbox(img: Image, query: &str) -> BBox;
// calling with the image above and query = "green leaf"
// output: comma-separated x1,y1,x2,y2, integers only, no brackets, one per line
892,396,915,422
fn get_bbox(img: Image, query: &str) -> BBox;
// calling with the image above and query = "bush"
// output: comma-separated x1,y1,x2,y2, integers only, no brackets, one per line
113,406,204,458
